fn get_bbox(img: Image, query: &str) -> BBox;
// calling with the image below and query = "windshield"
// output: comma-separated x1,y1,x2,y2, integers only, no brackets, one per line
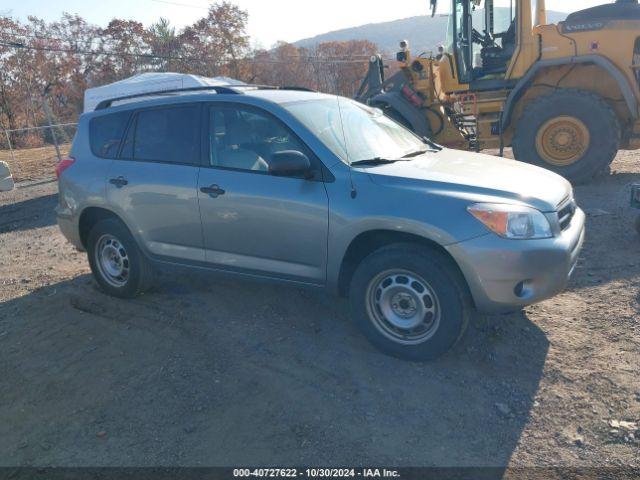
284,97,428,165
445,0,515,54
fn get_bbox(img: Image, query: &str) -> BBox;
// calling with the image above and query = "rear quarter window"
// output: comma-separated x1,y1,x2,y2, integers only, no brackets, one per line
89,111,131,159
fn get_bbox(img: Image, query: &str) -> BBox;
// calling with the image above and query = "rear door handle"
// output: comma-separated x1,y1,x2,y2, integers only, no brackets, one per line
200,184,226,198
109,176,128,188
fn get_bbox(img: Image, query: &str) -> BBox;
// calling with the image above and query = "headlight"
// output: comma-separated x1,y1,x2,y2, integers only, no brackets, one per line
467,203,553,240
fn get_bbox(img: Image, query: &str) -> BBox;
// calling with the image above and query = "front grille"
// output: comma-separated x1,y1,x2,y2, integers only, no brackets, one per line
558,198,577,231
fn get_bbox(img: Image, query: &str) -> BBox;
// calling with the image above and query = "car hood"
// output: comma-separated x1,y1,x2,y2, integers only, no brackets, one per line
363,148,572,212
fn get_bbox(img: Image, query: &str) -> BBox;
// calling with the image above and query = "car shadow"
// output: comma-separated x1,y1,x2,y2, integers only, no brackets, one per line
0,193,57,234
0,270,549,471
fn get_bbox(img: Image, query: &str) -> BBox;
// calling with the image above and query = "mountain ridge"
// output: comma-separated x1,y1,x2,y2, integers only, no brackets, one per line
293,9,569,53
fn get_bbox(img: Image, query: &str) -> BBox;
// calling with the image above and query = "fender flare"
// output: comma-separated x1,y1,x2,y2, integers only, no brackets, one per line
501,55,639,130
370,91,433,138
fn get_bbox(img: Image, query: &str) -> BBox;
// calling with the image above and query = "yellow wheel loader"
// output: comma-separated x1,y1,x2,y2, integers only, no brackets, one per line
356,0,640,183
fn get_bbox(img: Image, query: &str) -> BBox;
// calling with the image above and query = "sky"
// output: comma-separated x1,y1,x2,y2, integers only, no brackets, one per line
2,0,611,48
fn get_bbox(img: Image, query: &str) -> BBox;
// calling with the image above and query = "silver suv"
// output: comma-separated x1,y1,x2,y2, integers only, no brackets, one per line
57,86,585,361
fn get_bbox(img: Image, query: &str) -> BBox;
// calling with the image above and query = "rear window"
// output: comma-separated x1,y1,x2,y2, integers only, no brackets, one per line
89,111,130,159
126,106,200,165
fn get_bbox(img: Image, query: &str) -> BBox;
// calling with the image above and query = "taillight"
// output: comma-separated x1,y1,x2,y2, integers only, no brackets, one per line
56,156,76,179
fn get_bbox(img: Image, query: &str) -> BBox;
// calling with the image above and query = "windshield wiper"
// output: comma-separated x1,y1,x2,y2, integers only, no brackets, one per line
350,158,400,166
422,136,443,151
401,149,432,158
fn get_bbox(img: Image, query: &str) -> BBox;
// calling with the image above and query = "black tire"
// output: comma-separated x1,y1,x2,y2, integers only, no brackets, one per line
512,89,620,184
87,218,153,298
383,106,441,137
349,243,472,362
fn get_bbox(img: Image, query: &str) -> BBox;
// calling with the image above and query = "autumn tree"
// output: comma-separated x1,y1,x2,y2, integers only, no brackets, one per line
179,1,249,77
147,18,179,72
98,19,149,82
0,16,24,136
243,40,378,97
0,2,379,145
43,14,102,118
310,40,378,95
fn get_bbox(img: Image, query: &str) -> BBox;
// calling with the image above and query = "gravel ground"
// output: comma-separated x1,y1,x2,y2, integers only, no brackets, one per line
0,152,639,469
1,144,70,183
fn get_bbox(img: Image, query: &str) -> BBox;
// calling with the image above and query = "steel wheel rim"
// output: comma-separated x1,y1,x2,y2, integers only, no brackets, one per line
95,234,130,288
535,115,590,167
365,269,441,345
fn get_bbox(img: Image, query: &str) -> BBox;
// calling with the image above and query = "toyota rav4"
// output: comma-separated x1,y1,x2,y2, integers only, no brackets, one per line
56,85,585,361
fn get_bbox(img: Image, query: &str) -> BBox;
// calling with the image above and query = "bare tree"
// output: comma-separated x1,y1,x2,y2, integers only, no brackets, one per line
0,3,378,139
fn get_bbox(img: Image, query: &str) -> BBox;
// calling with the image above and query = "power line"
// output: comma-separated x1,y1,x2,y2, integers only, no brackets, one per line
0,31,379,60
0,25,382,62
0,40,201,62
0,30,189,51
150,0,210,9
0,40,377,64
249,59,371,64
0,30,127,47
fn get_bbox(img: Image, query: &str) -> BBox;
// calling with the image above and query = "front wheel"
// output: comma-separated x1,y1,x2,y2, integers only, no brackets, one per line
512,89,620,184
349,244,471,361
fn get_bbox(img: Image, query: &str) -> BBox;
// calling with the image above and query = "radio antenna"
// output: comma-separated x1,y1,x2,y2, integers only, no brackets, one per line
336,97,357,199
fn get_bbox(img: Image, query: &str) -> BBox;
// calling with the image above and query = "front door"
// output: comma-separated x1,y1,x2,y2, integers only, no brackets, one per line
106,104,204,262
197,103,329,284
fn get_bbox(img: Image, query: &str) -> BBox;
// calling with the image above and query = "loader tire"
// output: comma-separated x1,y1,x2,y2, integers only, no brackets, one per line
512,89,620,184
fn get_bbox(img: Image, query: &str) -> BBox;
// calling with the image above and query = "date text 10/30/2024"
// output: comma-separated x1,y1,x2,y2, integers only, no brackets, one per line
233,468,401,478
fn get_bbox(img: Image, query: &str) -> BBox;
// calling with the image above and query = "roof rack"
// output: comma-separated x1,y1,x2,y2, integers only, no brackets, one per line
94,85,241,110
245,85,317,93
93,84,317,111
280,86,316,92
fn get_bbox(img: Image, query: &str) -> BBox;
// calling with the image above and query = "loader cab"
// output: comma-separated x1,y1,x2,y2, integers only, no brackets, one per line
445,0,517,86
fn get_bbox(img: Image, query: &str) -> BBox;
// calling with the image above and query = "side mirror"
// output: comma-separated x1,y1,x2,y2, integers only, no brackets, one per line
269,150,312,178
0,161,14,192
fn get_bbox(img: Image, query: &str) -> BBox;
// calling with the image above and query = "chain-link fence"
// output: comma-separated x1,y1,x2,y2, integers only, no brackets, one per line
0,122,78,183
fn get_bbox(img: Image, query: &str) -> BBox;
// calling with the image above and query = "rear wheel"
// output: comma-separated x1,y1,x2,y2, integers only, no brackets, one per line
87,218,153,298
349,244,471,361
512,89,620,184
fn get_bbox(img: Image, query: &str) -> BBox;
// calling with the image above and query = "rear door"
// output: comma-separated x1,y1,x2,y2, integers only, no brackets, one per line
197,103,329,284
106,104,205,262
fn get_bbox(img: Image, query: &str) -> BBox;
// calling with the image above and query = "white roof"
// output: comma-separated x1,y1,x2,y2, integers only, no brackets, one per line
83,72,246,113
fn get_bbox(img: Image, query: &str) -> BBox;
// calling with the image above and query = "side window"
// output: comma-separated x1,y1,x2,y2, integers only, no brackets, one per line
208,105,317,177
124,105,200,165
89,111,130,159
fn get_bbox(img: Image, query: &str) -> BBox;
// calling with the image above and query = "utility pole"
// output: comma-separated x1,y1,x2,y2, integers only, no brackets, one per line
41,95,61,162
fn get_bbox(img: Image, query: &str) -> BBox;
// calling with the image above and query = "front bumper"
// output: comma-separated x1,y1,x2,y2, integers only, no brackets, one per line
446,207,585,313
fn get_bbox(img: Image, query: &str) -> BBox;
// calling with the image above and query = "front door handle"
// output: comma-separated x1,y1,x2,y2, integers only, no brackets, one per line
200,184,226,198
109,176,128,188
